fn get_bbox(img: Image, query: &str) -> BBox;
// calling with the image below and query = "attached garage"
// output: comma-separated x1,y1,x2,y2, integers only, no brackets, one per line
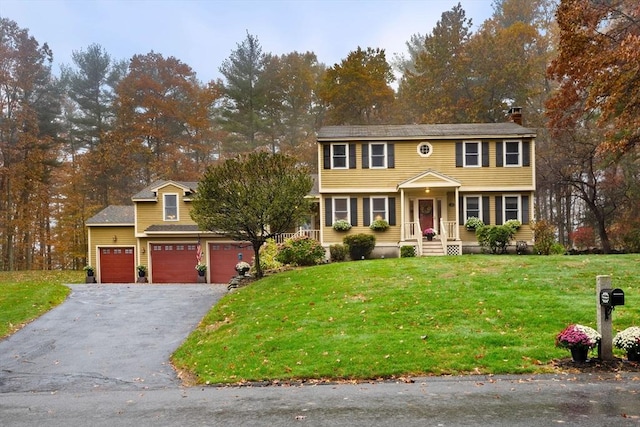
150,243,199,283
209,242,254,284
100,247,135,283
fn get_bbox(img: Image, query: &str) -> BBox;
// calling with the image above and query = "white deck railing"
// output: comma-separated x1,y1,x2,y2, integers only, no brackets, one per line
275,229,320,244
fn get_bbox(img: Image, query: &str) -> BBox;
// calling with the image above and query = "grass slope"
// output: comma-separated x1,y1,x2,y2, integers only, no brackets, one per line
0,271,82,338
173,255,640,384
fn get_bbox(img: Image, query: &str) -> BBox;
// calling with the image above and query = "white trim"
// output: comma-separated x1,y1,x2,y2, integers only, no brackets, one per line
330,143,349,169
417,142,433,157
368,142,388,169
504,140,522,167
463,140,482,167
463,195,483,221
370,196,389,221
460,186,534,192
163,193,179,221
502,194,522,223
331,196,350,224
319,186,397,193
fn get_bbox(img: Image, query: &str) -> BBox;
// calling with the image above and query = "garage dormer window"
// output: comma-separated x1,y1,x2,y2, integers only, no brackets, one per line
164,194,178,221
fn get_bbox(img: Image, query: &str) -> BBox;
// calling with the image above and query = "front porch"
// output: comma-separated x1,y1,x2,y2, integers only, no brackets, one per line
398,169,464,256
404,219,463,256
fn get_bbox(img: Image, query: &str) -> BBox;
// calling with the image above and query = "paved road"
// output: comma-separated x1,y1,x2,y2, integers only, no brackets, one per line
0,284,226,393
1,284,639,426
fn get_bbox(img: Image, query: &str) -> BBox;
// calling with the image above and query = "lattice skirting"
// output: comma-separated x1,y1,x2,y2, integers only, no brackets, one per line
446,244,462,256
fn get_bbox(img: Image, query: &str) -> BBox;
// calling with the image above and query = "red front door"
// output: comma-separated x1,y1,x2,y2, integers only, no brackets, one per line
419,199,434,233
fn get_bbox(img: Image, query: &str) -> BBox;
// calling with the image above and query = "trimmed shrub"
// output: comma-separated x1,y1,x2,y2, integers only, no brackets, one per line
476,225,516,254
343,233,376,260
329,244,348,262
400,245,416,257
259,238,283,272
276,235,326,266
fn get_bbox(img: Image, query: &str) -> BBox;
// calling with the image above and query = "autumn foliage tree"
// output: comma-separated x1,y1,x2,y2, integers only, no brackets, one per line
318,47,395,125
0,18,61,270
547,0,640,153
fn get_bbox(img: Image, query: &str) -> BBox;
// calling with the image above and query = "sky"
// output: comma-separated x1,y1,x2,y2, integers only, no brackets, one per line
1,0,494,83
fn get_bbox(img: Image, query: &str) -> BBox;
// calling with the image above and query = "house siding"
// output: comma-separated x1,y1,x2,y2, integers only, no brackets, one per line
135,184,195,234
319,139,534,191
87,226,136,272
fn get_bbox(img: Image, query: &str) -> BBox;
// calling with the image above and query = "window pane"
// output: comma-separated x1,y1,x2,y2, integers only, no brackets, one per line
505,142,520,165
465,142,479,166
332,144,347,168
370,144,386,167
334,198,348,221
505,196,519,220
372,197,387,220
466,197,480,218
165,195,177,220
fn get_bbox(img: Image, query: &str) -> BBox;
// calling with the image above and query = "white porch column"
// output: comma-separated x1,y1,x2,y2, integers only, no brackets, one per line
400,189,405,241
455,187,460,240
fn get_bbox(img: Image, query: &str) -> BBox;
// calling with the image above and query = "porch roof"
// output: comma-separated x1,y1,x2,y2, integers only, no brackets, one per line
397,169,461,190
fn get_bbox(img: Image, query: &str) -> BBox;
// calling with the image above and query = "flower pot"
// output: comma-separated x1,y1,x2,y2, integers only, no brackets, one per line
627,350,640,362
426,235,434,241
570,347,589,362
198,270,205,277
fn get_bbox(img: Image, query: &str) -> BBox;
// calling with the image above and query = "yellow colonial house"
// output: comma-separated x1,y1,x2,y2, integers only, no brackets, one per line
317,112,536,256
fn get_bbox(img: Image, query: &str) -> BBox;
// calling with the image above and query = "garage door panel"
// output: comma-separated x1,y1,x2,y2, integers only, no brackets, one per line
209,243,254,284
151,244,198,283
100,247,135,283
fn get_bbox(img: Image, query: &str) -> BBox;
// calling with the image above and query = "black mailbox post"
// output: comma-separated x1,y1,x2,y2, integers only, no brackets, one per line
599,288,625,320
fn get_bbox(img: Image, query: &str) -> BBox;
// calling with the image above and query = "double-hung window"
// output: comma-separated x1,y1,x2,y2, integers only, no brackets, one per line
464,196,481,220
503,195,520,221
331,144,348,169
164,194,178,221
371,197,388,221
504,141,521,166
332,197,350,222
464,142,481,167
370,143,387,168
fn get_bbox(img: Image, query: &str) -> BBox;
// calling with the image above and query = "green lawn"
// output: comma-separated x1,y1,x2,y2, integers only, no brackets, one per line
0,270,82,338
172,254,640,384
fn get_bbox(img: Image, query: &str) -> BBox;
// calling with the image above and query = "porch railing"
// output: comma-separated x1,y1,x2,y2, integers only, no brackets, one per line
275,229,320,244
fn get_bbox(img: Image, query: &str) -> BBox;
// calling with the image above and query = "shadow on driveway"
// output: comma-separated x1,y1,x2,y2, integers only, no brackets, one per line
0,284,226,393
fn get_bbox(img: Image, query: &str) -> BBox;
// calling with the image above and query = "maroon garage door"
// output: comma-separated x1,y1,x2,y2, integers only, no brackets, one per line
100,247,135,283
150,243,199,283
209,243,254,283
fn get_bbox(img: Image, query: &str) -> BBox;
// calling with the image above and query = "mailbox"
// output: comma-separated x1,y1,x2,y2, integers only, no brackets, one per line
600,288,625,306
611,288,625,306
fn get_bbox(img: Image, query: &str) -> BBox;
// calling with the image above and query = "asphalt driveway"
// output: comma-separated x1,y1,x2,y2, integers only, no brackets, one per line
0,284,226,393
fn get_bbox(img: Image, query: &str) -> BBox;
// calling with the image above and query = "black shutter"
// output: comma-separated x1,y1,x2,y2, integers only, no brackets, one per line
362,144,369,169
496,142,503,167
522,195,530,224
363,198,370,226
482,142,489,167
349,144,356,169
388,143,395,168
456,143,462,167
459,196,464,221
495,196,503,224
523,141,530,166
323,145,330,169
482,196,490,224
325,198,332,226
388,197,396,225
350,197,358,226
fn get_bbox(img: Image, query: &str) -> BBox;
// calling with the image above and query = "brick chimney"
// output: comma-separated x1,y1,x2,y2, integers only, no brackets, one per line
508,107,522,125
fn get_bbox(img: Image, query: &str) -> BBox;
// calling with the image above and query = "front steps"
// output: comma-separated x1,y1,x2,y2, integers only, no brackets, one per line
422,239,445,256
